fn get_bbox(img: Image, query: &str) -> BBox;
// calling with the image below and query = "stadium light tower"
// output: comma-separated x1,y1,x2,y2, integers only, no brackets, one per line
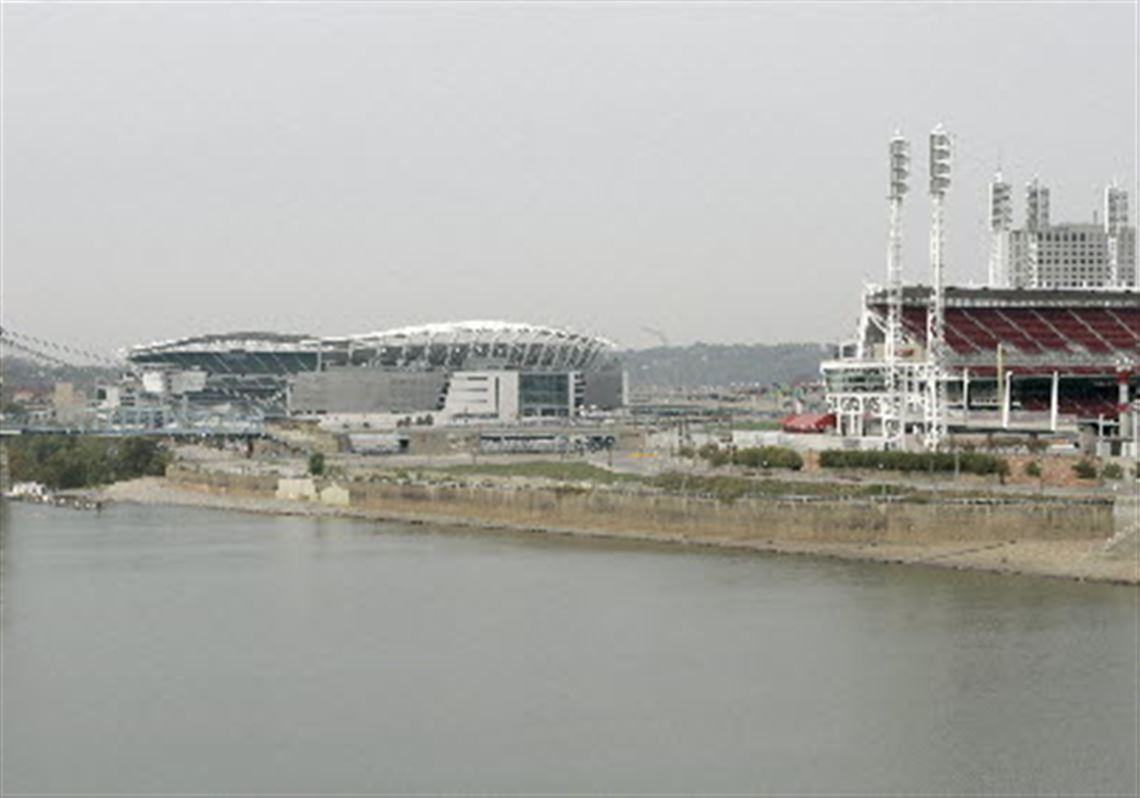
988,171,1013,287
1105,182,1129,286
1026,177,1050,232
925,124,951,450
883,132,910,448
1022,177,1051,287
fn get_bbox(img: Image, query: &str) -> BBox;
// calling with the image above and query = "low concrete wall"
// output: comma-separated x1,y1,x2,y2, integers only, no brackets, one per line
164,465,1117,545
319,483,351,507
277,478,318,501
166,466,277,497
1105,494,1139,559
344,482,1112,545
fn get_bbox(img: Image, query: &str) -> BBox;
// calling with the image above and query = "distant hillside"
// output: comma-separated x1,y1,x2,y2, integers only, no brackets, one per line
1,356,119,395
620,343,833,388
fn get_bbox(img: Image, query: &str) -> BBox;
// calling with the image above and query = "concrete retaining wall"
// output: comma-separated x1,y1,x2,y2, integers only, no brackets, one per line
1105,493,1139,559
343,482,1111,545
167,466,277,497
277,478,319,501
166,465,1116,545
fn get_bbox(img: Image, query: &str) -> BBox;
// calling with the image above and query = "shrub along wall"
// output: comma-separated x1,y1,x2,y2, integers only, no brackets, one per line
732,447,804,470
696,444,804,471
818,450,1009,477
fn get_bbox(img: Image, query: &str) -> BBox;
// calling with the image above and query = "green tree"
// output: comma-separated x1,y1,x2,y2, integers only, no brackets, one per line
1071,459,1097,480
308,452,326,476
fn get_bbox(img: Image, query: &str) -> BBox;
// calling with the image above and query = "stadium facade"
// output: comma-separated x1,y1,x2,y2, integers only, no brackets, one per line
126,321,626,423
821,129,1138,454
824,286,1138,440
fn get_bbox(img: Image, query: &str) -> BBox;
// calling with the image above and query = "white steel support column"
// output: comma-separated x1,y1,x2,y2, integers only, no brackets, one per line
899,370,909,443
1002,371,1013,429
1118,367,1132,415
1050,371,1059,432
962,368,970,424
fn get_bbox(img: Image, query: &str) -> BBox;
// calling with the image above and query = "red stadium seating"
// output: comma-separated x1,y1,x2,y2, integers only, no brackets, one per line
1019,396,1119,417
867,292,1136,420
889,304,1139,358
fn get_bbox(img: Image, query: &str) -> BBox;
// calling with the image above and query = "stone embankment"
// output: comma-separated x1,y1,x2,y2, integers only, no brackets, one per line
98,465,1138,585
1104,494,1139,561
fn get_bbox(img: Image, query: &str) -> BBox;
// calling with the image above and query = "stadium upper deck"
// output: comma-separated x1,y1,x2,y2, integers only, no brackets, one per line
861,287,1138,376
328,321,617,371
128,322,617,373
127,332,326,374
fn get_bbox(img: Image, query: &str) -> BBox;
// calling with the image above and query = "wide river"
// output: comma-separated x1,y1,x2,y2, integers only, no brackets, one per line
1,501,1136,795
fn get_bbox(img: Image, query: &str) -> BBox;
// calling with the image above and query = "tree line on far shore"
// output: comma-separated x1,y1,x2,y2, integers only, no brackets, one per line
6,436,169,489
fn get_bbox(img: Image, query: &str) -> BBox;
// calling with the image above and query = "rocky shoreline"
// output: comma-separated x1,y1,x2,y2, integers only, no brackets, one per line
92,476,1139,586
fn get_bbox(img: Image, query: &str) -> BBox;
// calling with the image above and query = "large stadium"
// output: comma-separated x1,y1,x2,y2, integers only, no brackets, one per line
126,321,626,423
820,131,1137,455
823,286,1138,437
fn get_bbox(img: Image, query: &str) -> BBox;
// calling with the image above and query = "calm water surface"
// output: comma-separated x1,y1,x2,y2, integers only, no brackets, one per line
1,501,1136,795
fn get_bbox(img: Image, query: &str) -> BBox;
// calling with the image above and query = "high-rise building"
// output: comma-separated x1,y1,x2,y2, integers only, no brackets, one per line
990,177,1135,289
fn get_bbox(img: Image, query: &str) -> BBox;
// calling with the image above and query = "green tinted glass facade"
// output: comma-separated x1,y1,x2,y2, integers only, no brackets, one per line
519,374,571,417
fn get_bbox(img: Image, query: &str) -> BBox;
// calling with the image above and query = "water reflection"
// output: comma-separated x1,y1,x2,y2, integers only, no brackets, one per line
1,502,1135,795
0,499,9,617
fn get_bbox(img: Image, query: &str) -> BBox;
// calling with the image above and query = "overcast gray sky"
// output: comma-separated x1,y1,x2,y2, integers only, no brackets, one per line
2,2,1136,354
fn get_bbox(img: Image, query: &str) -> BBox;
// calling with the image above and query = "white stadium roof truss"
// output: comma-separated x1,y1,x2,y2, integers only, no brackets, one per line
128,321,618,374
338,321,616,372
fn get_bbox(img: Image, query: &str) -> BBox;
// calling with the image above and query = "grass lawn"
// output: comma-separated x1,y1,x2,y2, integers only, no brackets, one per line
434,461,643,485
